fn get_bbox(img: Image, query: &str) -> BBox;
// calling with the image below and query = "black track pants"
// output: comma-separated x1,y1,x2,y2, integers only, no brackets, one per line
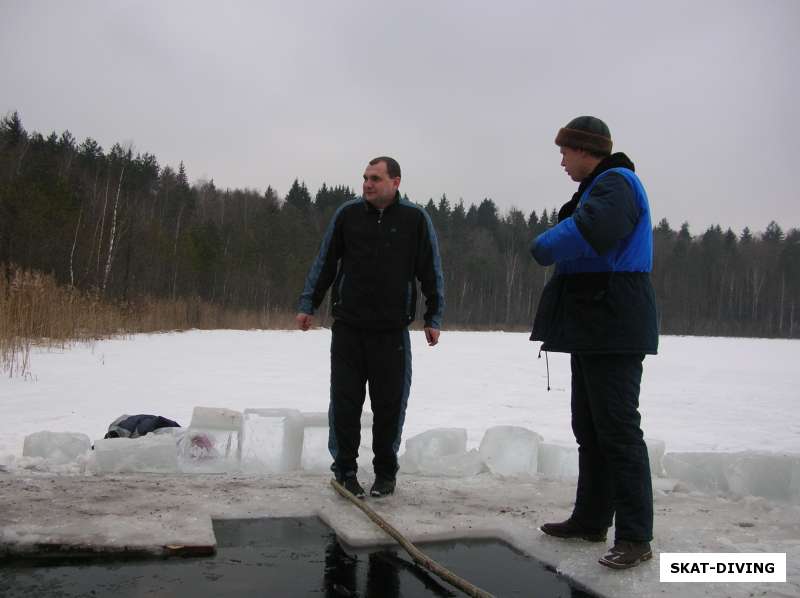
570,353,653,542
328,320,411,480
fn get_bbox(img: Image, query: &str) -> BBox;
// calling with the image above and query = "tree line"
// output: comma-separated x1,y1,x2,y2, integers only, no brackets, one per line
1,112,798,338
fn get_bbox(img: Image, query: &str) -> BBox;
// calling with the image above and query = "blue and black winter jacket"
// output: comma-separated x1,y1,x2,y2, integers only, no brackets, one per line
530,153,658,354
299,193,444,330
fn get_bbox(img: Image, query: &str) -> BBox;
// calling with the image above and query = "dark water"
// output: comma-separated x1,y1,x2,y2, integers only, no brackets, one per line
0,517,597,597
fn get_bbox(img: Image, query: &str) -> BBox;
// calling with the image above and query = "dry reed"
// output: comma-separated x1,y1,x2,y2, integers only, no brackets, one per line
0,264,295,377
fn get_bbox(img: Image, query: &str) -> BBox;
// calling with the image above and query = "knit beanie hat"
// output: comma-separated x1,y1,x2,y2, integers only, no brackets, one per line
554,116,612,155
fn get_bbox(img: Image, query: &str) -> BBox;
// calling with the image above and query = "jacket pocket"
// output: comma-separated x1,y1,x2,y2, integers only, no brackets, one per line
561,273,616,346
530,274,564,342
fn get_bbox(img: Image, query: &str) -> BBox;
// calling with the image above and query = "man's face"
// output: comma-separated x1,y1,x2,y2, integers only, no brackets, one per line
363,161,400,205
560,146,593,182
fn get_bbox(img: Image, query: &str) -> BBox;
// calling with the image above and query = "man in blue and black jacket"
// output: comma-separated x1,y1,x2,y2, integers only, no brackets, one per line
297,156,444,499
530,117,658,570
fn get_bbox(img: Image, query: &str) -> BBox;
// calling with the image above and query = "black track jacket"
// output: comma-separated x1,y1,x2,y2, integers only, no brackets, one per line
298,194,444,330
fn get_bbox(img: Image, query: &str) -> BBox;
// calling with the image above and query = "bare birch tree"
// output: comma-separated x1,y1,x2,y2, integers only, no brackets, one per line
101,147,131,294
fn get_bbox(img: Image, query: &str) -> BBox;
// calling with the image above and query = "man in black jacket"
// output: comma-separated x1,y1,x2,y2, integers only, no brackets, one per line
297,156,444,499
530,117,658,569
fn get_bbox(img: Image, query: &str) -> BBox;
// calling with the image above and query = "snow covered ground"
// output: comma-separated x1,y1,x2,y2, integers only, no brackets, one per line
0,330,797,458
1,330,798,596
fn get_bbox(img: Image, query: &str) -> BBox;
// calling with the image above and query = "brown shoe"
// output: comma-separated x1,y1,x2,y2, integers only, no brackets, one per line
598,541,653,569
540,519,607,542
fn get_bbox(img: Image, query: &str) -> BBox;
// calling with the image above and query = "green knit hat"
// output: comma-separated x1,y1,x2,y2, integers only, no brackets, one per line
555,116,612,155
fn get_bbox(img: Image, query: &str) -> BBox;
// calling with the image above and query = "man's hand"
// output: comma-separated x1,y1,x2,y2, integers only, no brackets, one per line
296,313,313,331
424,327,440,346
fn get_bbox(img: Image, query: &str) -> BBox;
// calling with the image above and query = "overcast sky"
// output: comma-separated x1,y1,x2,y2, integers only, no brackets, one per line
2,0,798,234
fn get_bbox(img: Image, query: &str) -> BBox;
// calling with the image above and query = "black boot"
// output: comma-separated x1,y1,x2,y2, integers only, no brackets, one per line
369,477,396,498
540,519,607,542
336,473,365,499
598,541,652,569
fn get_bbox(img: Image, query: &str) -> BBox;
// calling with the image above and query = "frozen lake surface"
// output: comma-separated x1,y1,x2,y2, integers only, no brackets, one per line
1,330,798,459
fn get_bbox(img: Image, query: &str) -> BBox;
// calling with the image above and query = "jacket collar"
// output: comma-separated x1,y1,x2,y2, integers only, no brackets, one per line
557,152,635,223
362,191,401,213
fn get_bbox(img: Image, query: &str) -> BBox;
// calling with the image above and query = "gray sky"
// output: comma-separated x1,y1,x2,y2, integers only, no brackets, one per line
2,0,798,234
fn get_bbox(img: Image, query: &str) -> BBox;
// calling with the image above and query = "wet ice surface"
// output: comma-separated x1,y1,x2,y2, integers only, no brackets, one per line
1,473,798,598
0,517,595,598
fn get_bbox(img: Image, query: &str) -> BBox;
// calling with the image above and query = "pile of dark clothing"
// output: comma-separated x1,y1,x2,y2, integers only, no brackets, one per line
103,414,180,439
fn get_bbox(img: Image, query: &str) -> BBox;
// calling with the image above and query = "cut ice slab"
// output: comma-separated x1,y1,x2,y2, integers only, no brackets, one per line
300,411,374,473
189,406,243,431
479,426,543,477
93,433,180,474
178,429,242,473
179,407,244,473
646,438,666,477
22,431,91,465
299,413,329,473
663,451,800,504
411,448,486,477
241,408,304,473
537,438,665,479
399,428,467,474
538,442,579,478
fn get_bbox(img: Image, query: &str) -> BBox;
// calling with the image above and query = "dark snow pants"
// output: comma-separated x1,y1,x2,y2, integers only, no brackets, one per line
570,353,653,543
328,320,411,481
